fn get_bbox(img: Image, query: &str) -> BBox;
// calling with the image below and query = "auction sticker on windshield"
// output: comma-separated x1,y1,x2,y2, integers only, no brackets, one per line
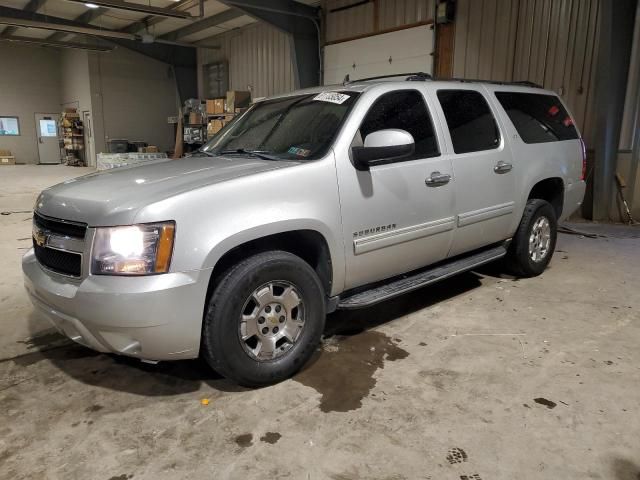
313,92,351,104
288,146,311,157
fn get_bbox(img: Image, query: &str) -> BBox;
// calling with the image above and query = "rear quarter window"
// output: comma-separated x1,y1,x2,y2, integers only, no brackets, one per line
495,92,579,143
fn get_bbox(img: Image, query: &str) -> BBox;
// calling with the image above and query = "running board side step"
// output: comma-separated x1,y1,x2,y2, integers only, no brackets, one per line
337,245,507,310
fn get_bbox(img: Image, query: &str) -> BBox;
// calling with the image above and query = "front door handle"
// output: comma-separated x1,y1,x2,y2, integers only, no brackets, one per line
425,171,451,187
494,161,513,174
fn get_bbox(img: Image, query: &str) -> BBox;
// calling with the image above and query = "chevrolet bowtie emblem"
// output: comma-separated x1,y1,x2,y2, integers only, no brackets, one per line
33,227,47,247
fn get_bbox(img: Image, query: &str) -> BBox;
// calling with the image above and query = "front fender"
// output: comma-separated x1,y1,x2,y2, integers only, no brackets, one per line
202,219,345,296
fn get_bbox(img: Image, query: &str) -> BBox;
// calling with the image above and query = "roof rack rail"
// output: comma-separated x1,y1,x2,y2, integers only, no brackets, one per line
343,72,433,85
435,77,544,89
511,80,544,88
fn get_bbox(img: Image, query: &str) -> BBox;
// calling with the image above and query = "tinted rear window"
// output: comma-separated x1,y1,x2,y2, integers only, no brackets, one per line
495,92,579,143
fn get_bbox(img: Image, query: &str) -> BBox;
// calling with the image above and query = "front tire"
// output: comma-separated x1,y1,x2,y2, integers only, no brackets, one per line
506,199,558,277
202,251,326,387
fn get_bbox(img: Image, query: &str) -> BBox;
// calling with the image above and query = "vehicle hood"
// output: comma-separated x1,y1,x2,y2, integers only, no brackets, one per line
35,156,295,225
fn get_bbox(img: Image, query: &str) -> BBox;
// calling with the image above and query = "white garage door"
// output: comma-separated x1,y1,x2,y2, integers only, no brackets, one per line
323,25,434,85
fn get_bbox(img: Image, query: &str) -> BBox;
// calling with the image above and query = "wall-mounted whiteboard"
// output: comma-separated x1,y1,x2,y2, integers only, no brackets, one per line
323,25,434,85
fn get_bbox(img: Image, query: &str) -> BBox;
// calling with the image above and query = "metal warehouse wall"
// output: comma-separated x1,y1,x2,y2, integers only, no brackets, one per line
198,22,296,99
620,2,640,152
453,0,600,146
617,2,640,218
323,0,436,43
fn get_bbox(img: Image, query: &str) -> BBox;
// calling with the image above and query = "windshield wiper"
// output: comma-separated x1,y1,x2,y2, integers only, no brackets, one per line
217,149,280,161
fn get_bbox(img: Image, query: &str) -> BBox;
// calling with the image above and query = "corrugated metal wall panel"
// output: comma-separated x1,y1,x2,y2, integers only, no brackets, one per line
198,22,296,99
323,0,434,43
452,0,601,145
324,0,374,43
378,0,434,29
620,1,640,150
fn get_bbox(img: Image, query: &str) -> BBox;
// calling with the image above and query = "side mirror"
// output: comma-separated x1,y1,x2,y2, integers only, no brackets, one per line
352,129,415,170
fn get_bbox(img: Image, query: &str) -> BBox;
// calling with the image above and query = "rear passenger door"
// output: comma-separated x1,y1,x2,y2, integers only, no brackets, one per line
432,87,516,256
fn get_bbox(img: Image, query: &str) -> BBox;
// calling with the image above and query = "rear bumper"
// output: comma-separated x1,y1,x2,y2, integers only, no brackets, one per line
560,180,586,221
22,249,211,361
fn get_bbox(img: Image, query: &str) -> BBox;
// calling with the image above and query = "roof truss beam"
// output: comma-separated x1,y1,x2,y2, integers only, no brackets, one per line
1,0,48,37
0,34,113,51
120,0,196,34
64,0,194,20
47,6,110,42
0,6,137,40
161,7,244,41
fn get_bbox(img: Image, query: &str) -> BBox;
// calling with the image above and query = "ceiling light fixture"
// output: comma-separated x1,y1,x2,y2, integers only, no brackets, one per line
85,3,99,8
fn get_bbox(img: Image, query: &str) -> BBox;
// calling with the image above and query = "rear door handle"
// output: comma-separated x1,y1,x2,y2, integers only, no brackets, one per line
494,161,513,174
425,171,451,187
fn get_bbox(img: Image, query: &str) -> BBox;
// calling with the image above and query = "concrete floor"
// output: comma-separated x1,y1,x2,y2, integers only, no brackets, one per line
1,165,640,480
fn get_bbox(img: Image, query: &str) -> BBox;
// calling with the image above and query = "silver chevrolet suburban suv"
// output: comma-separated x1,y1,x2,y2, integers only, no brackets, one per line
23,75,586,386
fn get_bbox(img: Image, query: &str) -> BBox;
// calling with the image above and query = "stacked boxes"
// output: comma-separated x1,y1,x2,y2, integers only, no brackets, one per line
204,91,251,140
225,91,251,112
206,99,225,115
207,120,225,137
188,112,204,125
0,149,15,165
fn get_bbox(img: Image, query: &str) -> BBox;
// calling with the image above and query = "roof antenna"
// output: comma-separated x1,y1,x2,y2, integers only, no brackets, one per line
342,74,350,86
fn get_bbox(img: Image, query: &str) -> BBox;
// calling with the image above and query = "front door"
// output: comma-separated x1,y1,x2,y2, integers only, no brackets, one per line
35,113,60,165
430,87,516,256
335,88,456,290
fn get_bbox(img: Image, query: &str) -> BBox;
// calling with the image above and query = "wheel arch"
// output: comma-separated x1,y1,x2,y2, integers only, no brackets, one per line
204,227,336,307
527,177,564,219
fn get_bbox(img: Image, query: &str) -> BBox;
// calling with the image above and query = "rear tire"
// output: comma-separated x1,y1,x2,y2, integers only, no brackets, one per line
506,199,557,277
202,250,326,387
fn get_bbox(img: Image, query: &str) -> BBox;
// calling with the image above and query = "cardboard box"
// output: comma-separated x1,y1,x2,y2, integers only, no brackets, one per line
145,146,159,153
225,90,251,113
206,98,225,115
189,112,204,125
0,149,15,165
207,120,224,136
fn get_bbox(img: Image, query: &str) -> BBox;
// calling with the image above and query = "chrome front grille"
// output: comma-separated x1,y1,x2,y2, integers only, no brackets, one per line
32,212,87,277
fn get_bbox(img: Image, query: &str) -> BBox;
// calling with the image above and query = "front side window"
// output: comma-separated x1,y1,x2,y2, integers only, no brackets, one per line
201,91,360,161
359,90,439,160
495,92,579,143
437,90,500,154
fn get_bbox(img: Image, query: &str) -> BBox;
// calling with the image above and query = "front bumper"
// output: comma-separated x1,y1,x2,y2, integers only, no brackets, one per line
22,249,211,361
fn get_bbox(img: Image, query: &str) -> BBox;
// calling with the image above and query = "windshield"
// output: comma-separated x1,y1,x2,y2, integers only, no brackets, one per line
201,91,360,161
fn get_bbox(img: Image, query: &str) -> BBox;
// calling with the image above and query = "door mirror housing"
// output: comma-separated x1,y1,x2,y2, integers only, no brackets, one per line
352,129,415,170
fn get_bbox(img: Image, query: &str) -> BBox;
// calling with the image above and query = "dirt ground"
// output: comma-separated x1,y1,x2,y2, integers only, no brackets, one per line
1,165,639,480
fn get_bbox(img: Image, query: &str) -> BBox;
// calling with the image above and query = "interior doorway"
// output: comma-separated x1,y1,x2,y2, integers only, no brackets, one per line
35,113,60,164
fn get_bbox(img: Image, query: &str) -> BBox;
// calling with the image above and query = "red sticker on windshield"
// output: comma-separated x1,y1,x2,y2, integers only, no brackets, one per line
548,105,560,116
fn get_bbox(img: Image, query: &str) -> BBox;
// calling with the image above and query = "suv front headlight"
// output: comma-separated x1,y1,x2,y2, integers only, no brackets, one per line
91,222,175,275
